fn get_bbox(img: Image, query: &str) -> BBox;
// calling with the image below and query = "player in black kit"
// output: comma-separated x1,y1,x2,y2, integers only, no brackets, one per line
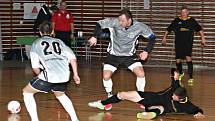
162,5,206,84
88,68,205,120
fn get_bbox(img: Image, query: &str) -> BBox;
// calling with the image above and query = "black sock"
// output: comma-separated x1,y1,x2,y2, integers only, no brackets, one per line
187,61,193,78
101,94,122,105
176,62,183,74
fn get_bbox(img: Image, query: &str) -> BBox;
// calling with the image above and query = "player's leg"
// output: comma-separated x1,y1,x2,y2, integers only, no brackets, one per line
101,91,142,105
23,78,50,121
176,59,184,81
55,31,71,47
175,46,185,81
128,62,145,92
53,83,79,121
103,69,114,97
103,54,119,98
88,91,142,110
186,56,194,83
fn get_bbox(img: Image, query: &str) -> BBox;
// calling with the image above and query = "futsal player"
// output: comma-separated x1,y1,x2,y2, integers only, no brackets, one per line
23,21,80,121
88,8,156,109
88,68,205,120
162,5,206,84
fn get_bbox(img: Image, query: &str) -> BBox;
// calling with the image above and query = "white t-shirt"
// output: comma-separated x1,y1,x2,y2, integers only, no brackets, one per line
30,36,76,83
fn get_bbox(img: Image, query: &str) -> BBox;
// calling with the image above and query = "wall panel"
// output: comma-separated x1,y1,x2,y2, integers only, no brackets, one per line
0,0,215,67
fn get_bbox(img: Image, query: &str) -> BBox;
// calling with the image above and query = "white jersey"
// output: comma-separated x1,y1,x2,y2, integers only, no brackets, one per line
30,36,76,83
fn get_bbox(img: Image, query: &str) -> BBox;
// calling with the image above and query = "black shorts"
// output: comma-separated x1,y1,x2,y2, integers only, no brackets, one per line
29,77,68,93
105,53,138,68
137,91,159,99
175,40,193,59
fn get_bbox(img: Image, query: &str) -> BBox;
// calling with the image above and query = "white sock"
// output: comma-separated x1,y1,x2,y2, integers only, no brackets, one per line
136,77,146,92
103,79,113,94
23,93,39,121
56,94,79,121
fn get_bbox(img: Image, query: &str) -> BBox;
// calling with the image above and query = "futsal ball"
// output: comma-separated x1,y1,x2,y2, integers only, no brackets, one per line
7,100,21,114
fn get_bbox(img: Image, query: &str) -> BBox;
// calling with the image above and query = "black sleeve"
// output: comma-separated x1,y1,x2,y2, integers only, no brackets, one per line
191,18,202,32
183,101,204,114
167,18,177,32
143,36,156,53
92,23,102,39
33,6,51,32
171,79,181,91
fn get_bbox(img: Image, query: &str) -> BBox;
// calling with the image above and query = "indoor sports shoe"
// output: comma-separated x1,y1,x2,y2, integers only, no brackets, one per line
88,100,105,110
104,104,112,110
137,112,157,119
179,73,184,81
105,92,113,110
188,78,194,86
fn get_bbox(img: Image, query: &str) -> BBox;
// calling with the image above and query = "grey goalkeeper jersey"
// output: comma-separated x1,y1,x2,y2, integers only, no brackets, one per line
30,36,76,83
98,18,155,56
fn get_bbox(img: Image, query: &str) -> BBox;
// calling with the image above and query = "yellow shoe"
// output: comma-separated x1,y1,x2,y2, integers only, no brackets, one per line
137,112,157,119
179,73,184,81
188,78,194,86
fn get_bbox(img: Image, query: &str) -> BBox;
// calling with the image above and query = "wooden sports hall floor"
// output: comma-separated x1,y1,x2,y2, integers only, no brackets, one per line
0,58,215,121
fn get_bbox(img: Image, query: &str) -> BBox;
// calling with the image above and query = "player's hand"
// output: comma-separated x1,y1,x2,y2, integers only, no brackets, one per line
51,30,55,37
194,112,205,119
70,33,74,39
88,36,97,46
139,51,148,60
201,40,206,48
73,75,80,85
162,38,167,45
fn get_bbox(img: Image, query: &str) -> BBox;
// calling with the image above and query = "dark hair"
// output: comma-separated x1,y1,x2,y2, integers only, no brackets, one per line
174,87,187,99
60,1,67,6
181,4,188,10
119,8,133,20
39,21,52,34
49,3,58,11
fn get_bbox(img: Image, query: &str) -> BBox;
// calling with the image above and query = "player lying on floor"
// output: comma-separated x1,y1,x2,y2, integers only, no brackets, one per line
88,68,205,120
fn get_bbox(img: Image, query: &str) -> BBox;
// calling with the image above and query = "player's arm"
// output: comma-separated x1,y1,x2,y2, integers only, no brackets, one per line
192,18,206,47
65,46,80,85
32,68,41,76
139,24,156,60
70,58,80,85
88,23,101,46
144,33,156,53
184,102,204,119
89,18,116,46
199,30,206,47
71,22,74,38
30,50,41,76
51,22,55,37
162,31,169,45
162,18,176,45
51,13,57,37
194,112,205,119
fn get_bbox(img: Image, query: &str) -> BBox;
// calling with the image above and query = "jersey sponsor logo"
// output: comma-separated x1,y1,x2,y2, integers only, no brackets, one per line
178,22,182,24
128,30,140,38
180,28,189,31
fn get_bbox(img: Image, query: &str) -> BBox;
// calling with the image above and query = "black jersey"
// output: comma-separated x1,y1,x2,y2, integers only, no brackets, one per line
138,79,203,115
167,17,202,58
